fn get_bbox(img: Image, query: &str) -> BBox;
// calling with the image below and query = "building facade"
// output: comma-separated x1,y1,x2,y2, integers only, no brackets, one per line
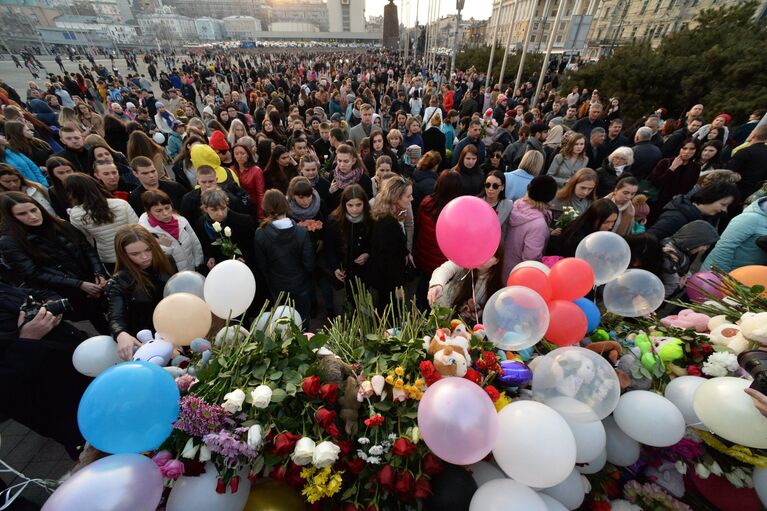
195,17,225,40
137,5,197,41
222,15,261,39
327,0,364,32
267,0,328,32
0,0,59,42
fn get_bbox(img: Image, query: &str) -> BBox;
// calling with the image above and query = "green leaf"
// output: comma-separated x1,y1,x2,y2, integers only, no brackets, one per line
373,401,393,412
271,388,288,403
341,487,356,500
286,382,297,394
269,371,283,381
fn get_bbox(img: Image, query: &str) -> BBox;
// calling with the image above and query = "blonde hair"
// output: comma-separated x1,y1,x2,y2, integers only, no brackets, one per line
371,176,411,220
430,112,442,127
519,150,544,176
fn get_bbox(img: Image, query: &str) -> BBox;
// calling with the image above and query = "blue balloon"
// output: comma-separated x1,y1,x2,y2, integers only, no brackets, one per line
574,297,601,333
78,361,180,454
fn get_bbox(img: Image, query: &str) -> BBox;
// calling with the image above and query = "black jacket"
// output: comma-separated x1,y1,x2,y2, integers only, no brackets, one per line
364,148,403,176
55,147,91,174
460,167,484,197
328,174,374,212
195,210,255,268
631,141,663,181
726,143,767,199
646,195,707,241
323,216,371,283
180,186,252,227
412,169,437,215
253,220,314,296
596,163,634,198
662,127,693,158
423,127,447,163
368,215,408,296
105,268,170,338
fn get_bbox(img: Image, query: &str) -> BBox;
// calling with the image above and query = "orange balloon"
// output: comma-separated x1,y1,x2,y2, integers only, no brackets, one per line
507,267,552,301
153,292,212,345
729,265,767,295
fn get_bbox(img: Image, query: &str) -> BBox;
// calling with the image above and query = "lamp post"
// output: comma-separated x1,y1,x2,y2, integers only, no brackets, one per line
498,0,520,89
485,0,504,89
532,0,567,107
449,0,464,80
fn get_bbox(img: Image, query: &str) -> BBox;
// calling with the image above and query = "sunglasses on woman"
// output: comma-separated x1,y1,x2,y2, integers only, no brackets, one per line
491,153,502,159
485,182,501,189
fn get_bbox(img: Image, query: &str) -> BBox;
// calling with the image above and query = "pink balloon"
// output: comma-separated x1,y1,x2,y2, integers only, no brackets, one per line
418,377,499,465
436,196,501,269
687,271,724,303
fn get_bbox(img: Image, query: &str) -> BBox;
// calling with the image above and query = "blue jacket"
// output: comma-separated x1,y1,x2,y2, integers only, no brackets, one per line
702,198,767,272
441,124,456,151
2,149,48,186
504,169,535,202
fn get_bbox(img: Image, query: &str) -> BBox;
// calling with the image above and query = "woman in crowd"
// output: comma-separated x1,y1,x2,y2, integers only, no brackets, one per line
86,136,138,186
65,173,139,272
364,130,402,176
703,196,767,272
263,145,298,194
661,220,720,298
548,133,589,187
649,139,701,216
0,164,55,216
194,187,255,270
227,119,247,146
596,147,634,197
127,130,170,181
605,176,640,237
171,134,206,191
45,156,75,218
253,189,314,329
0,192,107,328
287,176,327,235
453,144,483,197
387,128,405,161
231,142,265,218
103,114,129,155
696,140,723,175
480,170,513,241
422,112,446,163
481,143,506,175
403,117,424,151
503,175,558,279
261,116,286,145
647,182,739,240
0,135,48,186
106,225,174,360
550,167,598,223
555,199,619,257
329,144,373,210
3,120,53,167
138,190,203,272
504,150,544,202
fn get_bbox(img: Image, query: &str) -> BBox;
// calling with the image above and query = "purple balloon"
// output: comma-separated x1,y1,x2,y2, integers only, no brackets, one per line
418,376,499,465
42,454,163,511
686,271,723,303
498,360,533,388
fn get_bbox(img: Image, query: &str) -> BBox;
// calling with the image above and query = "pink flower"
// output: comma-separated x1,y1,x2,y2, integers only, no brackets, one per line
152,450,173,467
176,374,196,392
161,459,185,480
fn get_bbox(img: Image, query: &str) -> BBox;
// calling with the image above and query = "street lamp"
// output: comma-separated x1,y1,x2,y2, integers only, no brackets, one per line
448,0,464,79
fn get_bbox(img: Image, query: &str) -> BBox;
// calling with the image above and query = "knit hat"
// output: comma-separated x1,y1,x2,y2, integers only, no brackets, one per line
126,102,136,110
633,194,650,222
330,113,342,121
172,120,185,129
669,220,720,251
406,145,422,160
497,94,508,104
155,101,165,109
715,113,732,124
527,175,557,203
208,130,230,152
202,105,214,117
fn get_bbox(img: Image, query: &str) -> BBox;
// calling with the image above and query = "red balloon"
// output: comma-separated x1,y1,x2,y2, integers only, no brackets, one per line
506,268,552,302
549,258,595,301
545,300,588,347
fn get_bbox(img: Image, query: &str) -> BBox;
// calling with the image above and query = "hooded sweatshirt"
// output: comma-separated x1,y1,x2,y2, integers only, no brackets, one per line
503,199,551,279
647,195,705,241
189,144,240,186
662,220,720,296
253,219,314,296
703,197,767,272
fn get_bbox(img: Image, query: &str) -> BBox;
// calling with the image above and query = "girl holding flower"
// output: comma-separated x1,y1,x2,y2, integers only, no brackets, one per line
193,187,255,270
550,167,598,226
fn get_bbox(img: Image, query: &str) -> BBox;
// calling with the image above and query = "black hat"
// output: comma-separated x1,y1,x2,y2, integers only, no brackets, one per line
529,123,549,135
527,175,557,203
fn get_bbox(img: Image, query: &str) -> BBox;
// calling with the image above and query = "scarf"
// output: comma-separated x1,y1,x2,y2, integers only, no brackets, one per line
333,166,363,190
346,213,364,223
148,213,180,240
203,216,221,240
289,190,321,221
306,173,319,187
160,109,173,127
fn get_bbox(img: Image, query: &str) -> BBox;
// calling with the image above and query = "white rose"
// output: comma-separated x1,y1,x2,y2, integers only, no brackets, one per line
251,385,273,409
709,461,723,476
291,437,316,466
247,424,263,450
695,463,710,479
222,388,246,414
411,426,420,444
312,441,341,468
212,221,222,232
224,226,232,237
371,375,386,395
181,437,199,459
199,444,211,462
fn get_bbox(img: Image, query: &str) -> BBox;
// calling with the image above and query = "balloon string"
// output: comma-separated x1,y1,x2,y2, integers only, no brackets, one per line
460,269,480,324
0,459,56,510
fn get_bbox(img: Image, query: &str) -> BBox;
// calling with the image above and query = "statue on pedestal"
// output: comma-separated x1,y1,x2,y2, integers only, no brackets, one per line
383,0,400,51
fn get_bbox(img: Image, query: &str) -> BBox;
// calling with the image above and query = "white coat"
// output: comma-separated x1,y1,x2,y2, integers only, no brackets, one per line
138,213,204,271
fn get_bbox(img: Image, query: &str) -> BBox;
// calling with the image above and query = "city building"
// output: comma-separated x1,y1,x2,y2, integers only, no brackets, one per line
136,5,197,41
268,0,328,32
464,18,488,48
269,21,319,32
222,15,261,39
195,16,225,40
327,0,364,32
162,0,267,23
0,0,59,45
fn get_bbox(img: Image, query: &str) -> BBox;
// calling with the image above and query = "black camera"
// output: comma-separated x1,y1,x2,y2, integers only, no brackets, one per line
738,350,767,396
19,295,72,324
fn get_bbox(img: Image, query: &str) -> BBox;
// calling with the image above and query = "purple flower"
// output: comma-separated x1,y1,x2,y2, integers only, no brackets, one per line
174,395,234,438
161,459,185,480
152,450,173,467
203,430,259,467
176,374,196,393
669,438,704,460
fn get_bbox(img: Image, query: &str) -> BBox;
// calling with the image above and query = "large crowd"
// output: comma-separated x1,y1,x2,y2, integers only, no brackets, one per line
0,48,766,460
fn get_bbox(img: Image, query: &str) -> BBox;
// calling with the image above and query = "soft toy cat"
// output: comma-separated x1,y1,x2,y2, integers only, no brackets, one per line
661,309,711,333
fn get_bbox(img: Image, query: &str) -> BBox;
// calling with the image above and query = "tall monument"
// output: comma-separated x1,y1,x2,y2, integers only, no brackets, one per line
383,0,400,51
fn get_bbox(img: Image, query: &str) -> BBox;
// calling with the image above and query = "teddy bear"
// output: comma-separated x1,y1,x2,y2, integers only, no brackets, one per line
660,309,711,333
740,312,767,345
708,323,750,354
708,314,729,332
133,329,174,366
424,327,472,377
586,341,623,364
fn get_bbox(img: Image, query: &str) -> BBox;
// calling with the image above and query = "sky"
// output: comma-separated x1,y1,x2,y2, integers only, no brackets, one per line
364,0,493,26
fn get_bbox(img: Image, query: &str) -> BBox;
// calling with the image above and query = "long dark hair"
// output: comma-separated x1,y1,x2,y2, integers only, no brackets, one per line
330,184,372,232
256,138,273,168
479,170,507,200
0,191,81,264
64,173,115,225
422,170,463,220
560,198,619,255
4,120,51,157
263,145,291,193
453,144,480,174
113,224,174,293
0,164,48,197
451,243,505,315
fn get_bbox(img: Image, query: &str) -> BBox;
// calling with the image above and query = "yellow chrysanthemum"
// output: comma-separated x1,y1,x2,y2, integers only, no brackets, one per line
300,467,315,479
494,393,512,412
302,484,325,503
395,366,405,376
414,378,425,389
324,471,344,497
395,378,404,389
385,375,394,385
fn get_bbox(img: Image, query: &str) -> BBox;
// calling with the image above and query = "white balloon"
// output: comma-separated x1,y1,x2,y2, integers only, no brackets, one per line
255,305,303,333
574,231,631,285
603,269,665,317
538,493,569,511
613,391,686,447
576,448,606,474
203,260,256,318
469,461,507,488
754,467,767,507
693,377,767,448
164,271,206,299
540,469,585,510
664,376,708,428
166,462,250,511
493,401,577,488
603,416,640,467
72,335,122,377
566,418,606,463
470,479,546,511
214,326,250,346
513,260,551,275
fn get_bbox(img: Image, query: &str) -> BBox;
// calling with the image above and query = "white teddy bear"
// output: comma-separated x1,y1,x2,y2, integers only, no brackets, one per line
740,312,767,345
708,323,750,354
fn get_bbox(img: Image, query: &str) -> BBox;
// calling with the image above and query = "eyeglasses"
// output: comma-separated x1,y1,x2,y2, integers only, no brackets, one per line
485,182,501,190
491,153,502,159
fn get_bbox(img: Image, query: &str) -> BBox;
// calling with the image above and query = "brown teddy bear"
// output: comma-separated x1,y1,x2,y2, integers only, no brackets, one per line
423,327,472,377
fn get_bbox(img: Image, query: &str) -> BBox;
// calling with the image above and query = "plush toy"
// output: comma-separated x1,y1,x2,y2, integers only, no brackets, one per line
740,312,767,345
708,314,729,332
586,341,623,364
163,337,213,377
424,327,473,377
660,309,711,333
634,334,684,371
615,349,653,391
318,349,361,435
133,330,174,366
708,323,750,354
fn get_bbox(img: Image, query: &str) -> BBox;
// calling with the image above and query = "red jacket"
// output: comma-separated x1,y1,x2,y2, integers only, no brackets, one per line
443,90,455,113
413,196,447,274
237,165,265,218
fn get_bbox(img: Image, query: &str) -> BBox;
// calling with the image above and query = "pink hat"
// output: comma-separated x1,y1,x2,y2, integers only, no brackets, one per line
497,94,508,103
715,113,732,124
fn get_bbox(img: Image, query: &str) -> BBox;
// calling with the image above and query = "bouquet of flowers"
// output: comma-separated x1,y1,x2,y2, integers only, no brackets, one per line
555,205,580,229
210,221,241,259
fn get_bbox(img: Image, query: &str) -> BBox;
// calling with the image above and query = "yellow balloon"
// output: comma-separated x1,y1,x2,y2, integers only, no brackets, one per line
153,292,212,346
244,480,307,511
693,377,767,448
730,265,767,295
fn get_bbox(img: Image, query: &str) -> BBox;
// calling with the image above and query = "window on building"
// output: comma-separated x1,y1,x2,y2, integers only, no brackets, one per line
654,0,662,13
639,0,649,15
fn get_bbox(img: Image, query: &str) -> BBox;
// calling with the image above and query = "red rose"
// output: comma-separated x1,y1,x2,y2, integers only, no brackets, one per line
364,414,385,427
482,351,498,365
476,359,487,371
302,376,321,398
314,408,340,437
422,452,443,475
229,475,239,493
392,437,417,457
376,464,396,491
343,504,363,511
701,343,714,354
271,464,287,481
605,479,620,498
337,440,354,458
273,432,301,456
414,476,432,499
216,477,226,494
464,368,482,385
590,501,612,511
484,385,500,402
687,365,702,376
395,471,415,501
420,360,436,377
365,505,378,511
347,457,366,474
320,383,339,405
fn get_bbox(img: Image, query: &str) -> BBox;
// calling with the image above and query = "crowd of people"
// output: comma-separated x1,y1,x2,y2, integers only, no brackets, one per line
0,48,766,459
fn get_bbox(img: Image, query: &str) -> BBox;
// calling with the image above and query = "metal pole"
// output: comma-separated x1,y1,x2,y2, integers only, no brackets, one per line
498,0,520,89
535,0,553,52
485,0,504,88
532,0,567,107
449,1,464,79
514,0,537,93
